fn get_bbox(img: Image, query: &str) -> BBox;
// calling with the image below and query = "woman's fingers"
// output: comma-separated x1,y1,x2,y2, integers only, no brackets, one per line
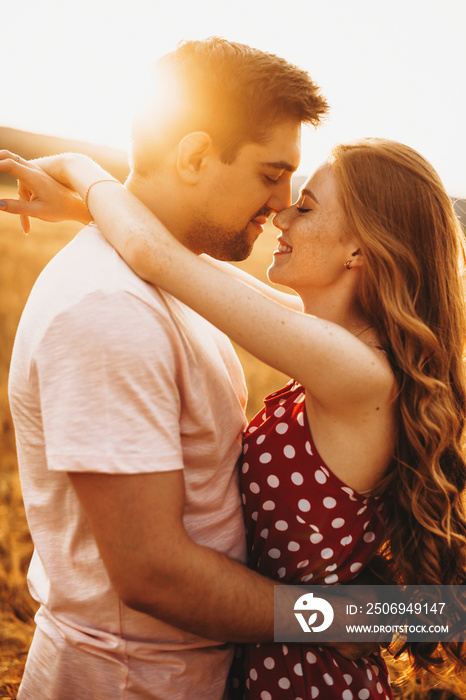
0,156,43,188
0,196,47,216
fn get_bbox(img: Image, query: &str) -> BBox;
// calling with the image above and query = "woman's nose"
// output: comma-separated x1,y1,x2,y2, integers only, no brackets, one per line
272,206,291,231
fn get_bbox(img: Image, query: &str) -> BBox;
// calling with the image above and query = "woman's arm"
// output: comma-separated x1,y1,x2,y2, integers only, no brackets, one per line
201,256,303,311
0,152,391,410
0,151,92,232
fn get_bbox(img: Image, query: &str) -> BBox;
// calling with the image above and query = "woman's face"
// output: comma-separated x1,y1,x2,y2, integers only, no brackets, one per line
267,164,357,296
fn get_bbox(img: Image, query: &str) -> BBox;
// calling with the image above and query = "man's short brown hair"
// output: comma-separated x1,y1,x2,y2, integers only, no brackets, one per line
131,37,328,174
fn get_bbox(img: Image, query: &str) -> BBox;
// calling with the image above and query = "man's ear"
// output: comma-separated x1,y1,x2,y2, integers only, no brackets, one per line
176,132,213,184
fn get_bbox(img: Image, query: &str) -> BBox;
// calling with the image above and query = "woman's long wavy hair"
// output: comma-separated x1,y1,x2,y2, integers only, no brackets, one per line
330,139,466,680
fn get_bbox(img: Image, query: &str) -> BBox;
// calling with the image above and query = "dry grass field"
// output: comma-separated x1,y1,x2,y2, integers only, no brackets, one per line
0,182,465,698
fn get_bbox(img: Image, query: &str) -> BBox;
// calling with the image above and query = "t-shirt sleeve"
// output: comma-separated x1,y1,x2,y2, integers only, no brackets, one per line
34,289,183,474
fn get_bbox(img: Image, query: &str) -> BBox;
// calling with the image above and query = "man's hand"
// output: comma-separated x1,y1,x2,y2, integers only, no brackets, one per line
0,150,92,233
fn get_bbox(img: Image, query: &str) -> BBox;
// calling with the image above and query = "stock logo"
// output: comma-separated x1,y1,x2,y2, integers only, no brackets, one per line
294,592,334,633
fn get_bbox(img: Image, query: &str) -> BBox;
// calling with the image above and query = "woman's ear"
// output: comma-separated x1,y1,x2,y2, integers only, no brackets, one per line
350,247,363,268
176,132,213,184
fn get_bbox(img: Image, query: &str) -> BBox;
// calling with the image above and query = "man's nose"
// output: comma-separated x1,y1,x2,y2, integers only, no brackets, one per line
267,179,292,213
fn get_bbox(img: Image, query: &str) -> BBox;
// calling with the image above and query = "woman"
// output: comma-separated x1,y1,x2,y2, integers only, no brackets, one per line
2,138,466,698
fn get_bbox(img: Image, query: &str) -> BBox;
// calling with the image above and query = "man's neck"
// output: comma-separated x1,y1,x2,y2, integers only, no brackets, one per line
125,171,190,248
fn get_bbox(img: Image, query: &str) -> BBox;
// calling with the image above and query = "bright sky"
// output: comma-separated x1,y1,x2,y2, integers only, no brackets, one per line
3,0,466,197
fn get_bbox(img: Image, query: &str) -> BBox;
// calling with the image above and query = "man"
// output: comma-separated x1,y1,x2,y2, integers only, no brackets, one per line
7,38,328,699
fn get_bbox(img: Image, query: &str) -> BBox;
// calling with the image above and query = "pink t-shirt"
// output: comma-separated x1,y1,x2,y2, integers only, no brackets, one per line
9,225,248,699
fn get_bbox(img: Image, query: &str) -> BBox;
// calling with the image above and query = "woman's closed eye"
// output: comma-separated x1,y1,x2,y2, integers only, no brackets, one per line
296,200,312,213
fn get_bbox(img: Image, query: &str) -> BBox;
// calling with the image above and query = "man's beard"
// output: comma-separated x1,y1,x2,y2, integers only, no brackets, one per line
184,218,254,262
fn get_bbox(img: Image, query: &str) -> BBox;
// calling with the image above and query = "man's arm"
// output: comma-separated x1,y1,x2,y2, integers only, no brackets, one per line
69,468,384,661
69,468,275,643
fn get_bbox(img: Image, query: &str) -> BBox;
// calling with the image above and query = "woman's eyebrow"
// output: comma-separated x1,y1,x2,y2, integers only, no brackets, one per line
300,187,319,204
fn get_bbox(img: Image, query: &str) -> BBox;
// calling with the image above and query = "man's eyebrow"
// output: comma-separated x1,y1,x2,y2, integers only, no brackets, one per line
261,160,297,173
301,187,319,204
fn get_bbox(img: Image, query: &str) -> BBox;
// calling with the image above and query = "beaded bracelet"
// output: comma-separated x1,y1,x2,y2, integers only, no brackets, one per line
84,178,120,211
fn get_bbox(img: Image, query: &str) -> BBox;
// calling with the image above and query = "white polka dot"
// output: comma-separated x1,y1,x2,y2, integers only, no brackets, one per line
242,494,246,504
277,567,286,578
282,644,289,655
259,452,272,464
260,529,269,539
366,669,373,681
275,422,289,434
294,663,304,676
301,573,313,582
341,486,357,501
341,535,352,546
297,411,305,426
306,651,317,664
294,392,305,403
263,500,275,511
274,406,286,417
243,443,249,454
275,520,288,531
311,688,319,699
298,499,311,512
342,691,353,700
267,475,280,488
268,548,281,559
332,518,345,528
249,482,260,493
321,548,334,559
261,412,267,421
363,521,370,530
284,445,296,459
251,511,258,521
260,692,272,700
305,441,313,455
350,562,362,573
323,673,334,686
357,505,367,515
376,683,383,693
242,462,249,473
310,532,323,544
344,674,352,685
315,469,327,484
371,664,380,676
288,541,300,552
358,691,370,700
296,515,306,524
325,573,339,584
256,434,266,445
246,678,250,689
323,497,337,509
278,677,291,689
264,657,275,670
248,426,258,433
363,531,376,543
291,471,304,485
250,668,258,681
297,559,309,568
326,563,337,571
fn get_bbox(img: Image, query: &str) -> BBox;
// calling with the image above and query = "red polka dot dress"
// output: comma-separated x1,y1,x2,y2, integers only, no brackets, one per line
235,380,392,700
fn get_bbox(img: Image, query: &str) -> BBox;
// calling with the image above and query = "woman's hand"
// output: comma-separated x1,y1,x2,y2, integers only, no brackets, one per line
0,151,93,233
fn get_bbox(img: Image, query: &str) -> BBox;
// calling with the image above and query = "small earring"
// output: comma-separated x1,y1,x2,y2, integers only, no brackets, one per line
344,260,352,270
